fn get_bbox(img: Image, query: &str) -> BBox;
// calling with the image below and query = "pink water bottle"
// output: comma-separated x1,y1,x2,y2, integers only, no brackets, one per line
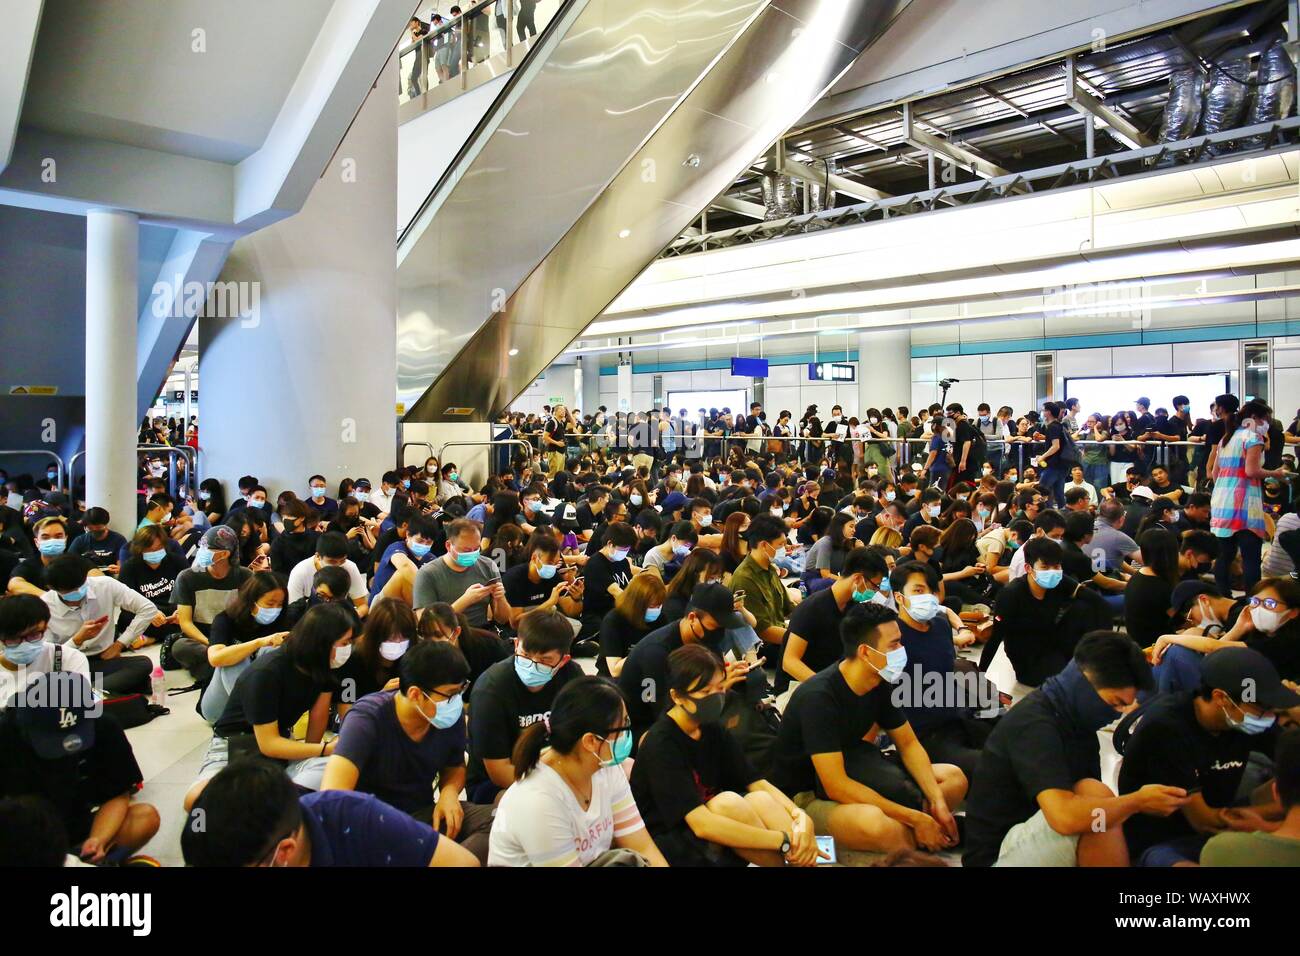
150,664,167,708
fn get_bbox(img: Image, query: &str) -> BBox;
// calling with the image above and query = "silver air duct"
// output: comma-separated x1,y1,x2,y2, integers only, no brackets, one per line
762,172,801,220
1157,66,1203,146
1201,54,1251,156
1244,39,1296,149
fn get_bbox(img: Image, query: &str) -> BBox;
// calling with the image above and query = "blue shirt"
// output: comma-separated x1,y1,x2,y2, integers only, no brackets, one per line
369,540,430,600
928,433,950,474
301,790,440,867
466,503,488,524
897,616,961,733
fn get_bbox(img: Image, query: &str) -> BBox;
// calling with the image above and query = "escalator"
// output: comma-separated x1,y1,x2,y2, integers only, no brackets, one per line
397,0,911,422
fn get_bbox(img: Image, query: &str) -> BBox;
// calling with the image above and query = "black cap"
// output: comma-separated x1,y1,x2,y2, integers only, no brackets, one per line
1171,580,1219,619
12,673,99,759
687,582,746,629
1201,648,1300,710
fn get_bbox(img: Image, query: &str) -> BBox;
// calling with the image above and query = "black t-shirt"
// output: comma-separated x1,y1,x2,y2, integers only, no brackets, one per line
617,621,688,744
455,627,513,700
769,663,907,797
271,530,320,575
117,553,187,611
597,609,652,671
954,419,983,469
785,588,849,678
501,562,549,610
0,709,144,844
8,557,48,590
897,616,961,733
1061,541,1096,585
214,650,334,739
1044,421,1067,464
583,552,631,619
1117,691,1265,856
573,501,601,535
465,655,583,786
68,530,127,570
1243,623,1300,682
962,687,1100,867
992,576,1081,686
1123,573,1175,649
630,716,759,835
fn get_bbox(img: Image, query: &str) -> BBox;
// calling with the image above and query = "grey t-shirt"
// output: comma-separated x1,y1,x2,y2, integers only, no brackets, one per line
412,555,501,627
172,566,253,633
807,535,848,575
1089,520,1138,573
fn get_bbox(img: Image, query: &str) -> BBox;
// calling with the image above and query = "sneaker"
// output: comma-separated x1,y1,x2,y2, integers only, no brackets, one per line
570,639,601,659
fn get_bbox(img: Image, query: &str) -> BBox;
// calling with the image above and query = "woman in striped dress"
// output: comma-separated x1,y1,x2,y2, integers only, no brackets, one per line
1210,398,1287,593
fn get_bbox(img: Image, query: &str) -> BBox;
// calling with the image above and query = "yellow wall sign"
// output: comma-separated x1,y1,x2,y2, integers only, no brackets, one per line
9,386,58,395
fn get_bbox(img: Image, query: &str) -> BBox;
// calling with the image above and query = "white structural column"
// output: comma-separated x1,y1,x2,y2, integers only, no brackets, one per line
857,327,911,411
199,78,398,499
85,209,139,536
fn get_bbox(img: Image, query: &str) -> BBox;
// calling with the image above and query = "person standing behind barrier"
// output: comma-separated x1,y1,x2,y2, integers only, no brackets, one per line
1036,402,1072,508
1211,398,1286,594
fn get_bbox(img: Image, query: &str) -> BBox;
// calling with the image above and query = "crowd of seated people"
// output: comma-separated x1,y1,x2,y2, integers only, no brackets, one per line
2,390,1300,868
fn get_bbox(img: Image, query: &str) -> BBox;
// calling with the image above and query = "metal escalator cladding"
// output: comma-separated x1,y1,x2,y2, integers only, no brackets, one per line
399,0,908,422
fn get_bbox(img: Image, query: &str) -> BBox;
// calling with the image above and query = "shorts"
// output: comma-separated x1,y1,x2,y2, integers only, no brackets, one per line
793,790,839,836
993,809,1079,867
196,734,330,791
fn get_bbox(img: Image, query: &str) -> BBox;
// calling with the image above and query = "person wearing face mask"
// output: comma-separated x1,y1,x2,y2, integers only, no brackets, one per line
183,759,478,867
7,516,74,597
640,521,698,580
368,516,439,603
577,521,638,636
770,603,967,855
488,675,666,867
320,640,496,864
199,572,290,723
304,474,338,521
964,632,1187,867
116,525,188,654
1212,398,1288,594
412,520,508,631
617,582,751,747
630,645,819,867
1114,647,1299,867
172,525,253,686
1152,578,1300,690
891,562,989,784
465,608,584,805
987,537,1110,690
332,599,421,712
0,595,93,709
268,500,321,576
1202,726,1300,867
501,534,585,634
597,572,668,679
782,548,892,689
729,515,798,652
41,556,157,697
67,507,126,576
188,603,356,810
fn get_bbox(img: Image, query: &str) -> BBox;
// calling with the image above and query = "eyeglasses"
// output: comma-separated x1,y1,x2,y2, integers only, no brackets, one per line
1249,596,1288,612
422,682,469,702
515,649,567,674
2,629,44,648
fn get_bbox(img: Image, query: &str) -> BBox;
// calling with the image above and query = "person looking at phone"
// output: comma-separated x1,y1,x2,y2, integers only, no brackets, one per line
963,632,1188,867
631,644,821,867
413,519,508,629
617,582,754,748
1117,647,1300,866
769,603,967,856
729,514,798,653
501,534,584,628
172,526,253,685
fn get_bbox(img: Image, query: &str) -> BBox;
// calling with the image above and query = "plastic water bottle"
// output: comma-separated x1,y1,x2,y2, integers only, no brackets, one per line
149,664,167,708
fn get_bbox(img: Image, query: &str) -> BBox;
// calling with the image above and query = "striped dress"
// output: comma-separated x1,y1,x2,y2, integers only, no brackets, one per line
1210,425,1266,539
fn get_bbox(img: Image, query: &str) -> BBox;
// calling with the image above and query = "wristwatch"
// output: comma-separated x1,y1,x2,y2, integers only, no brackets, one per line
778,832,791,855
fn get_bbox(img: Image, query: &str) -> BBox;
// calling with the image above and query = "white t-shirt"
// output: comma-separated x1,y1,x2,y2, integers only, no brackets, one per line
287,557,367,602
1006,543,1029,580
1064,480,1099,504
488,761,645,867
0,642,92,710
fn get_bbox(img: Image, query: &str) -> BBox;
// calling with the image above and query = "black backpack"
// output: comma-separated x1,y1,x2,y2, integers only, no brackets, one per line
719,691,782,780
1265,419,1285,470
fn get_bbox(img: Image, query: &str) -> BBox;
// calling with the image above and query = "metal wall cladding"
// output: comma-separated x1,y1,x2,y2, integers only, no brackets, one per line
1157,66,1203,146
1201,54,1250,156
1244,39,1297,150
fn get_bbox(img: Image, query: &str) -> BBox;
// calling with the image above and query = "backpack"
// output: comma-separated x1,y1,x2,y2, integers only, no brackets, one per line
719,691,782,779
52,645,167,729
1265,419,1285,470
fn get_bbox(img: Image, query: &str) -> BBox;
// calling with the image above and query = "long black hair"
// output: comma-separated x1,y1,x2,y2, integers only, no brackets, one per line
285,602,354,687
511,676,625,779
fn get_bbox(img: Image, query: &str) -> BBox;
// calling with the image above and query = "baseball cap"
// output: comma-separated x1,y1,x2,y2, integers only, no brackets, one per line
1201,647,1300,710
353,478,372,490
202,525,240,559
687,582,747,629
1136,396,1151,407
12,673,98,759
1130,485,1155,501
1171,580,1219,619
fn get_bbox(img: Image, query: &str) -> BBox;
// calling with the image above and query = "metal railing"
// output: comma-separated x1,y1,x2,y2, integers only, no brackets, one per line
436,439,535,465
398,0,559,103
137,444,198,502
399,442,436,470
0,450,66,495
